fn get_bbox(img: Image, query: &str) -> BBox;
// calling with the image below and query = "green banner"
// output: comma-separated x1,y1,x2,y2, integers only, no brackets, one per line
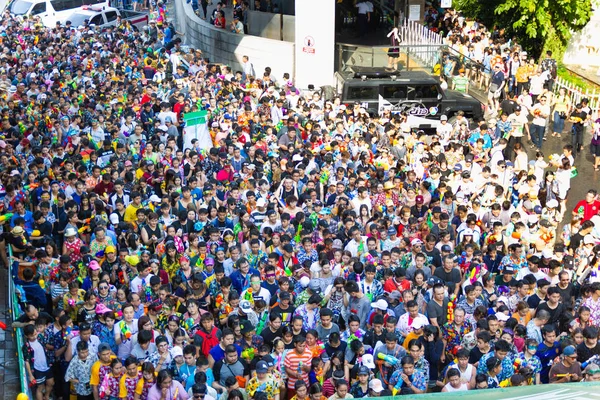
377,382,600,399
183,110,207,127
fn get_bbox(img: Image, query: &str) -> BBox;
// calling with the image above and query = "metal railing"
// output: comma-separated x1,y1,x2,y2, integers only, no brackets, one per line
8,245,33,399
336,43,444,73
553,76,600,119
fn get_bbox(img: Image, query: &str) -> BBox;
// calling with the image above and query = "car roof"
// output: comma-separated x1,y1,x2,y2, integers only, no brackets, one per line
340,68,437,85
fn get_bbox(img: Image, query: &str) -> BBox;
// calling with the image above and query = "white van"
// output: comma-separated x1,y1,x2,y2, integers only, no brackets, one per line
9,0,109,27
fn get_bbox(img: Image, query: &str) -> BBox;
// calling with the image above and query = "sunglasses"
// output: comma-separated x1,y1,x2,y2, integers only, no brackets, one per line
100,286,109,290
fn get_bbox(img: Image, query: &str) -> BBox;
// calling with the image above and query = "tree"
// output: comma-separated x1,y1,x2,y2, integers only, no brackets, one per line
495,0,592,55
455,0,592,58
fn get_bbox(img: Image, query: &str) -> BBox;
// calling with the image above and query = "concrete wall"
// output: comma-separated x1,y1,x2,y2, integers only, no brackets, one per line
247,10,295,42
174,0,296,78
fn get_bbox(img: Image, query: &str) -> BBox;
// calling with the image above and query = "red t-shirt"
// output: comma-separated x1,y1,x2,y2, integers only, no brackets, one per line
573,200,600,222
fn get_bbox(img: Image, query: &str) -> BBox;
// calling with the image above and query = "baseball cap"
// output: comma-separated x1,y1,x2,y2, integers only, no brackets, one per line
240,300,253,314
563,345,576,356
256,360,268,373
370,299,388,310
387,290,401,301
358,365,370,375
503,266,515,274
440,115,448,121
309,280,322,294
584,234,596,245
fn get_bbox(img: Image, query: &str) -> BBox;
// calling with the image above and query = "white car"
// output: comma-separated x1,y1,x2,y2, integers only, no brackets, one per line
8,0,109,27
62,5,148,30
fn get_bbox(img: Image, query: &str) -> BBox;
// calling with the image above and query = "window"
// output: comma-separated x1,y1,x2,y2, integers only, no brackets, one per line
90,14,103,25
50,0,67,11
407,84,440,100
381,84,407,101
30,2,46,14
105,11,117,22
345,86,378,101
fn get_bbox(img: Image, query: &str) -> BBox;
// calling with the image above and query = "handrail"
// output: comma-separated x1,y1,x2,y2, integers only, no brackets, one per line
8,244,33,399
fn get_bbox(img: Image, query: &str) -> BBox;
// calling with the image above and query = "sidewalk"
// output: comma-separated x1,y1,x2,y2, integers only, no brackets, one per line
0,268,21,399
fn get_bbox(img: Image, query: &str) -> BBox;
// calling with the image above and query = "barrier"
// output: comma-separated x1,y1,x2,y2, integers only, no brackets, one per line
553,75,600,119
172,0,296,80
7,245,32,399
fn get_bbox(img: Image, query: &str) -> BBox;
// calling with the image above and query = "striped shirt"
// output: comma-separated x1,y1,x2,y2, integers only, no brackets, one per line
284,348,313,389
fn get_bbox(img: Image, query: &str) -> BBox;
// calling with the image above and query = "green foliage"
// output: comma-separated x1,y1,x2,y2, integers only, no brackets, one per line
557,63,600,91
495,0,592,45
456,0,593,59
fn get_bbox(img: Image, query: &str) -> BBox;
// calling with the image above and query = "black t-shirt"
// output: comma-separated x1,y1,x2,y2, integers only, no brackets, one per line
536,301,567,326
433,268,462,294
260,326,282,348
469,346,489,365
527,293,544,309
500,99,517,116
569,232,584,252
557,284,575,307
576,341,600,364
571,111,587,133
271,304,296,326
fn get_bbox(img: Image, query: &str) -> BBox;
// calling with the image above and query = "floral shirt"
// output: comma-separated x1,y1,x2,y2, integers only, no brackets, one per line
99,372,122,399
456,297,484,316
359,279,384,303
583,296,600,326
442,321,472,357
93,321,118,355
498,254,527,274
389,368,428,392
477,351,515,382
119,370,142,400
135,377,155,399
294,304,321,331
246,375,280,400
349,382,369,398
517,352,542,377
65,354,98,395
340,328,366,343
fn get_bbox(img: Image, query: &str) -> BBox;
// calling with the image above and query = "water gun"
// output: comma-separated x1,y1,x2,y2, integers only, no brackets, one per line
279,263,290,277
319,169,329,185
294,223,302,244
144,284,153,303
39,278,45,290
183,318,196,331
120,321,132,340
311,343,326,358
447,294,457,323
241,347,255,361
23,183,39,191
67,298,76,308
583,355,600,368
513,358,522,371
377,353,399,366
348,331,362,343
0,213,13,223
244,288,254,302
78,226,90,234
215,293,224,309
63,327,80,340
297,361,303,377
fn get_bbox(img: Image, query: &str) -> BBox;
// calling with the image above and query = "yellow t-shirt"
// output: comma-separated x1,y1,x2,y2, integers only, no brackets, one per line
90,357,116,386
124,203,142,223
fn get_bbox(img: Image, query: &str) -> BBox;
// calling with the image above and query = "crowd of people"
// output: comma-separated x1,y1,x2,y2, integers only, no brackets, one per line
4,3,600,400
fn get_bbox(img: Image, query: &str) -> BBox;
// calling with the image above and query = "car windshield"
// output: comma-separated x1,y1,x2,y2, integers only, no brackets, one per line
10,0,33,15
64,12,93,27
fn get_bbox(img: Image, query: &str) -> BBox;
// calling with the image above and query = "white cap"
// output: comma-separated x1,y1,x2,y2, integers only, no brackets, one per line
256,198,267,207
370,299,388,311
369,379,384,393
171,347,183,358
584,234,596,245
300,276,310,288
440,115,448,121
362,353,375,369
541,249,553,259
496,312,510,322
546,199,558,208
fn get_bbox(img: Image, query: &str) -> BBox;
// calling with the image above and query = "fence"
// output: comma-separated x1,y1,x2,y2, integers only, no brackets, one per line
8,245,33,399
553,75,600,119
